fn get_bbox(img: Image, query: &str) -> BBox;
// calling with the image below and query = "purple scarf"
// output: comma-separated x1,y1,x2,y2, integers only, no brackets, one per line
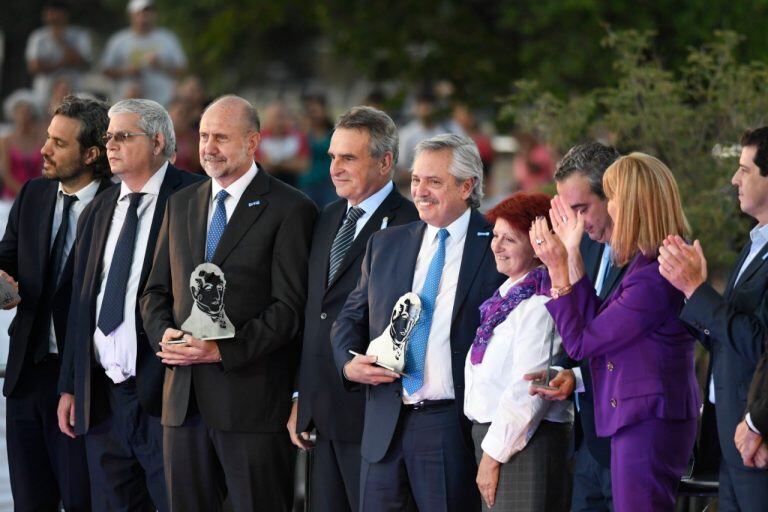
470,266,550,365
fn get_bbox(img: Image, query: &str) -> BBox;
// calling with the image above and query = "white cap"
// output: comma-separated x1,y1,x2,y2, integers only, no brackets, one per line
127,0,153,13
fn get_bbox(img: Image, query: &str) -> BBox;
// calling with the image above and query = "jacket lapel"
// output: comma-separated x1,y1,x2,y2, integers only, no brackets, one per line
451,210,492,325
599,261,626,301
87,187,120,314
399,222,426,293
320,201,347,291
188,180,211,266
38,184,59,278
211,170,269,266
730,242,768,294
726,242,754,297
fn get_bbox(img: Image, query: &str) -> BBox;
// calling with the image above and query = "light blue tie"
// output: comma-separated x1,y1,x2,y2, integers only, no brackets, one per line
206,190,229,262
403,228,449,394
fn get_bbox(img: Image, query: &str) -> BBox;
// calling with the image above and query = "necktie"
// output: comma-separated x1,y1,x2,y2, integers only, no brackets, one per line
97,192,145,336
327,206,365,284
34,193,79,362
595,245,613,298
206,190,229,262
403,228,449,394
48,193,79,287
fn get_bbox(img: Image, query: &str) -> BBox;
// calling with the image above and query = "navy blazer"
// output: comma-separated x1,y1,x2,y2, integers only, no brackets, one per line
331,209,504,462
0,177,113,398
681,238,768,468
296,188,419,442
59,164,203,434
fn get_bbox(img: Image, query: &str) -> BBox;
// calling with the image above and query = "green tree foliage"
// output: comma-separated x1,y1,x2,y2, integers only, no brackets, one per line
502,30,768,277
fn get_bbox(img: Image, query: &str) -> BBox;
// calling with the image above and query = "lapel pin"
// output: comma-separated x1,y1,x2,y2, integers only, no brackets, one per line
380,217,389,229
762,252,768,260
248,200,260,207
477,231,490,237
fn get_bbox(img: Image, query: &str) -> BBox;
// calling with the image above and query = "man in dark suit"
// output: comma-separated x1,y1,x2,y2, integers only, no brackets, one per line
289,106,419,512
0,95,112,511
57,98,202,511
660,127,768,509
527,142,623,512
734,346,768,469
140,95,316,512
332,134,504,511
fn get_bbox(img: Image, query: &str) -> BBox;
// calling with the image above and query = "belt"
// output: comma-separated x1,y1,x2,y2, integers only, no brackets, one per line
403,399,454,412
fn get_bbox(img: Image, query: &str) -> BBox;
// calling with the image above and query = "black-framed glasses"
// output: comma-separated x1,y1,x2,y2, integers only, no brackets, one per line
102,131,149,144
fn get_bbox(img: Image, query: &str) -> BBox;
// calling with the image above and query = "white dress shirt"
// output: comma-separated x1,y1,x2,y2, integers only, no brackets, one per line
464,273,574,463
46,179,101,354
207,163,258,228
348,181,394,238
94,163,168,383
403,208,471,404
709,223,768,404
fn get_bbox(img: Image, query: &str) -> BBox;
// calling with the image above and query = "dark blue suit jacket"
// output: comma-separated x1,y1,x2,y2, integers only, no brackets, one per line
59,164,203,434
331,209,504,462
681,238,768,469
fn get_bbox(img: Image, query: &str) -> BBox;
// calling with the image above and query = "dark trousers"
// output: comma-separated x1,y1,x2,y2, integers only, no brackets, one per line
6,357,91,512
359,403,479,512
718,458,768,512
311,432,361,512
164,414,295,512
84,378,167,512
571,443,613,512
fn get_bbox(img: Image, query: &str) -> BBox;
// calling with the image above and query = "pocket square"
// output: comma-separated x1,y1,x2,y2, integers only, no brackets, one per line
248,200,260,207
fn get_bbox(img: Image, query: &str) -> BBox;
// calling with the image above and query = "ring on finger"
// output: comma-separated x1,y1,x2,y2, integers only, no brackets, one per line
535,238,544,245
561,215,568,222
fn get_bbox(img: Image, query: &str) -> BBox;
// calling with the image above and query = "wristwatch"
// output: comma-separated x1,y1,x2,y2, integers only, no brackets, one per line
550,284,573,299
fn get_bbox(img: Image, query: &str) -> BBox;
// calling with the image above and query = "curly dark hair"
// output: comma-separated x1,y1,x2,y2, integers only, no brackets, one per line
53,95,111,179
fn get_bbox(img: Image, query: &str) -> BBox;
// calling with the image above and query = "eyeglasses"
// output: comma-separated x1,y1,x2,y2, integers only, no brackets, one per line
102,131,149,144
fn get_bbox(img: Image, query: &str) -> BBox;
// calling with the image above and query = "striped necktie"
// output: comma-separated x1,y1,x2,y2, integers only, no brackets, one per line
327,206,364,284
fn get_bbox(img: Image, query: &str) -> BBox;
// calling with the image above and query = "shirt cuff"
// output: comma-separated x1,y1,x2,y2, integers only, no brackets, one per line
746,413,762,435
572,367,585,394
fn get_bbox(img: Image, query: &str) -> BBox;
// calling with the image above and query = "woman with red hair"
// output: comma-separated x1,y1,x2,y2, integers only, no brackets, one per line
464,192,573,511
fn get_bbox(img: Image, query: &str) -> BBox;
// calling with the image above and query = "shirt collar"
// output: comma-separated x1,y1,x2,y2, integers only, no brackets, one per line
58,178,100,203
347,181,393,215
118,161,168,201
425,207,471,246
750,224,768,245
211,162,258,205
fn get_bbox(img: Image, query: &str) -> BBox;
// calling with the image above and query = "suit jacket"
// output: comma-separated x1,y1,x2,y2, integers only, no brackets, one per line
747,348,768,435
569,235,626,466
296,187,419,442
58,164,202,434
547,253,701,438
140,169,317,432
0,176,112,398
331,209,505,462
681,239,768,467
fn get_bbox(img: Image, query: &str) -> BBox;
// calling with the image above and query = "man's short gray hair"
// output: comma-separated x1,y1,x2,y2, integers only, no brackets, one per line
335,106,398,176
108,98,176,158
554,142,620,200
414,134,484,209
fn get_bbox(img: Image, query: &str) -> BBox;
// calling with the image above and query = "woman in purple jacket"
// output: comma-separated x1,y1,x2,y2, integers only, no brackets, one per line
529,152,701,511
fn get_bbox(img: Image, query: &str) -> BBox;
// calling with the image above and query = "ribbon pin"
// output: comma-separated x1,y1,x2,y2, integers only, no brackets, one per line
248,200,260,207
477,231,490,237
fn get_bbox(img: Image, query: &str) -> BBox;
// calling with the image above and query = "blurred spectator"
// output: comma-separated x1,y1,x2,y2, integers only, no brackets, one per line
449,103,495,176
256,100,309,187
299,93,335,208
0,90,45,199
168,97,203,174
101,0,187,106
46,76,73,118
175,74,210,118
396,90,449,174
25,1,93,109
511,133,556,192
364,88,387,112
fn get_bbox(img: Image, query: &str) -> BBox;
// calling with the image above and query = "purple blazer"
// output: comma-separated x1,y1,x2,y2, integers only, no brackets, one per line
546,253,701,437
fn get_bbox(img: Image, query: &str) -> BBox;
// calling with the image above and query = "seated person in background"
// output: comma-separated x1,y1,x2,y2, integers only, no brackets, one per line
465,191,573,511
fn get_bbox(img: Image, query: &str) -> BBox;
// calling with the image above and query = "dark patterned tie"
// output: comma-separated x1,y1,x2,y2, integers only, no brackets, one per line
327,206,365,285
97,192,145,335
206,190,229,262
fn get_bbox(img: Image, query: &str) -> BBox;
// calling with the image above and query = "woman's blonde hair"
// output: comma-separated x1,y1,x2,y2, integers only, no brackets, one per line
603,152,690,266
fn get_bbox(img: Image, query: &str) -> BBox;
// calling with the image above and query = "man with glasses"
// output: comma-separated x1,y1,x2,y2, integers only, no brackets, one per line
58,98,202,510
0,95,112,511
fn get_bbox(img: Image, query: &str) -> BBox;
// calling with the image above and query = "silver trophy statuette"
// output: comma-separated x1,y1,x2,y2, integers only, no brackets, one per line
180,263,235,341
365,292,422,374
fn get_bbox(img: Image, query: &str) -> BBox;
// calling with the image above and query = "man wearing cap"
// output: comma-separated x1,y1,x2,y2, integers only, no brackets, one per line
101,0,186,106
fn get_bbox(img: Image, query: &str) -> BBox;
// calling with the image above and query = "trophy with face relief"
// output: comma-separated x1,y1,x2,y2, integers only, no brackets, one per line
365,292,422,374
180,263,235,341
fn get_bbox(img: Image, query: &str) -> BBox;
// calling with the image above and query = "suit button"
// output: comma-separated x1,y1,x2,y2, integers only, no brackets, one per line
703,329,710,336
320,312,327,320
607,361,614,371
610,398,617,408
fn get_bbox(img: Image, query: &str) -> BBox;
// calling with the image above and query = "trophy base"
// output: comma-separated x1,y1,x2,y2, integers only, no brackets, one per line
529,379,557,391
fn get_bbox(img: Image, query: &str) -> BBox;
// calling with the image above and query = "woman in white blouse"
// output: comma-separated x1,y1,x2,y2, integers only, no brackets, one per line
465,192,573,511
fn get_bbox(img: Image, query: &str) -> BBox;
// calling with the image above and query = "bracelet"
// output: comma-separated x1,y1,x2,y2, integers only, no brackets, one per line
550,284,573,299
